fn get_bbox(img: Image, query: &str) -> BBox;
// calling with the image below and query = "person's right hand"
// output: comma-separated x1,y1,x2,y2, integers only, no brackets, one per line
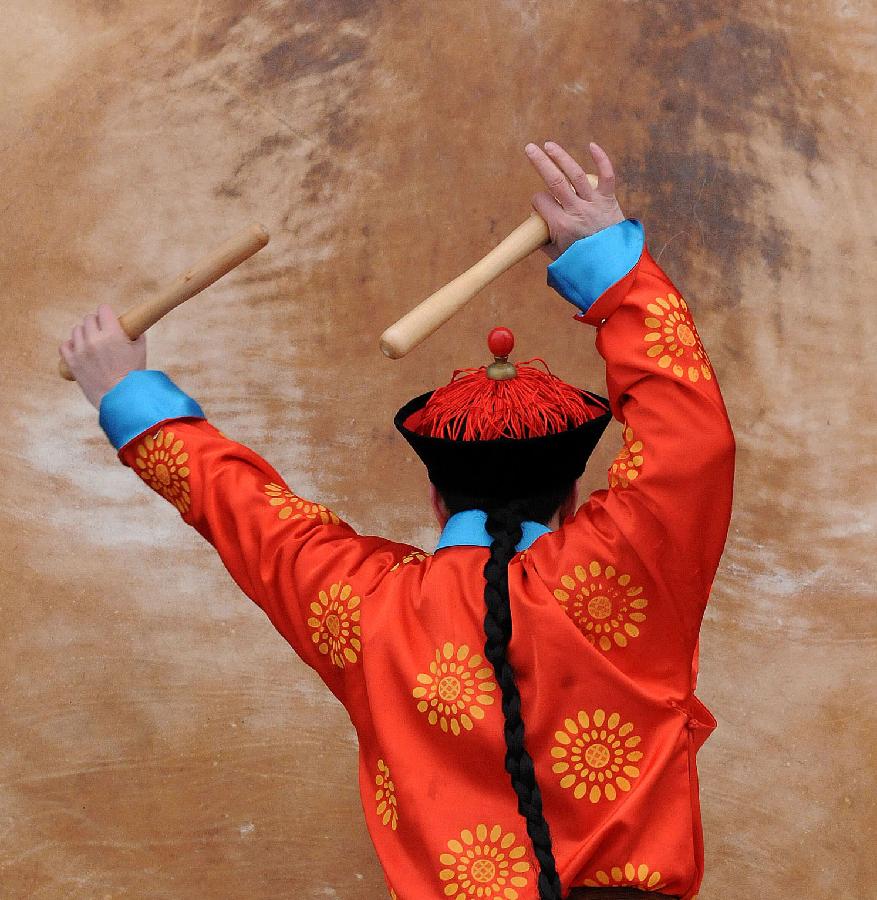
525,140,625,260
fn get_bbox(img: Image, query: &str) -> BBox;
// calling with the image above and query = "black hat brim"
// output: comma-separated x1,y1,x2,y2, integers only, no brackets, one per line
394,389,613,498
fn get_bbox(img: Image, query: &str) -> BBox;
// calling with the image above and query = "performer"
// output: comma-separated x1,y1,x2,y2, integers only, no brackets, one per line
60,141,734,900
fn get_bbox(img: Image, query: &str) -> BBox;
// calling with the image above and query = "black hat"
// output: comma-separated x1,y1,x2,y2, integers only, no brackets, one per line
394,327,612,497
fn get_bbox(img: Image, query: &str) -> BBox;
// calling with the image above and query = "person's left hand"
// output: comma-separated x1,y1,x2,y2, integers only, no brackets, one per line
59,304,147,410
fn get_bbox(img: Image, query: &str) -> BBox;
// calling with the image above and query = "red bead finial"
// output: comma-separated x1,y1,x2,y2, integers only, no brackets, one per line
485,327,517,381
488,327,515,359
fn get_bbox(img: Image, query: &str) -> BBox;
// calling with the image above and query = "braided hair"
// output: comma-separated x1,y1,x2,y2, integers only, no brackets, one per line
437,481,576,900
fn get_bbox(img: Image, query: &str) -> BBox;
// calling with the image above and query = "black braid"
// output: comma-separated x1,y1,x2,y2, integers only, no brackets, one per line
482,502,564,900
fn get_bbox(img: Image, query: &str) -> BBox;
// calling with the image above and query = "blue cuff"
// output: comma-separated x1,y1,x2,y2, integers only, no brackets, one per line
99,370,205,451
546,218,645,313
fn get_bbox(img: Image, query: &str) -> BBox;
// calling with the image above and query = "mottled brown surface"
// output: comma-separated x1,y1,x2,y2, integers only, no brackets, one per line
2,1,874,897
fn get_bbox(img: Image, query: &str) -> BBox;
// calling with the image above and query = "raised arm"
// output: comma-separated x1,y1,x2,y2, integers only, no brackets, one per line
521,142,735,668
68,355,423,709
547,225,734,597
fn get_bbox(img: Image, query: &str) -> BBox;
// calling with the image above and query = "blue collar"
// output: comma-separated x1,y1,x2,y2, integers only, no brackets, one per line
435,509,551,553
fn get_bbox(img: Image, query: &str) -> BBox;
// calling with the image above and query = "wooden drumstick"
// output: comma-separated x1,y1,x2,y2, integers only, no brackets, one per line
379,174,598,359
59,223,270,380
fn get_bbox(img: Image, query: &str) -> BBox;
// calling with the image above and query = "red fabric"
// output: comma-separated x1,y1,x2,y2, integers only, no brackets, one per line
416,357,605,440
117,246,733,900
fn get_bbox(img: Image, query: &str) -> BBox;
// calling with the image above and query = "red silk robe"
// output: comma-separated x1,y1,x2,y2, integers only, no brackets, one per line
110,238,734,899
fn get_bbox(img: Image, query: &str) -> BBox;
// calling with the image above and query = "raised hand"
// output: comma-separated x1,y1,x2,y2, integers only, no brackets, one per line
525,140,625,260
59,304,147,410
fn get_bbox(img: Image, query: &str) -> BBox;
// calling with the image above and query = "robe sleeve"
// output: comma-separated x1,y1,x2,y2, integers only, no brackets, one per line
98,371,421,708
535,220,736,654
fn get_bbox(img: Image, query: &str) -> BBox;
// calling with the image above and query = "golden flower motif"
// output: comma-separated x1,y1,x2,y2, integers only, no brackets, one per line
643,293,712,382
552,561,648,652
390,551,430,571
133,429,191,514
388,890,397,900
375,758,398,830
412,642,496,735
438,823,531,899
307,582,361,668
583,862,666,890
264,482,340,524
609,424,644,488
551,708,644,803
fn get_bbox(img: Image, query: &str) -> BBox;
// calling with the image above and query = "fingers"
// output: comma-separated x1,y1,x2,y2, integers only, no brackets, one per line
83,311,100,343
69,303,124,349
525,143,579,208
588,142,616,198
97,303,126,337
527,140,618,203
69,308,101,355
531,189,561,221
543,141,594,201
529,191,562,260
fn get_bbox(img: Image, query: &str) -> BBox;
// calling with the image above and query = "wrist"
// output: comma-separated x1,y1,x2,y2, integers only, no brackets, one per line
546,218,644,316
560,211,627,256
574,211,626,245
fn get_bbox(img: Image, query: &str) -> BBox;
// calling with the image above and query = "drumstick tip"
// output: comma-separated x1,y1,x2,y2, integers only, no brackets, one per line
379,335,403,359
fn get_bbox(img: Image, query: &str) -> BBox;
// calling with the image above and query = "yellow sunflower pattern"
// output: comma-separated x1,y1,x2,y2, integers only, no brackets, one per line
264,482,340,525
307,582,361,668
608,424,644,488
552,561,648,651
412,642,496,735
375,758,398,830
643,293,712,382
583,862,666,890
438,823,532,899
132,429,191,514
390,551,430,571
551,708,644,803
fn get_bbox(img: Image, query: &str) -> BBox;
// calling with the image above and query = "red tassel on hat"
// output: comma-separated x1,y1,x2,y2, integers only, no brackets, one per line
416,327,605,441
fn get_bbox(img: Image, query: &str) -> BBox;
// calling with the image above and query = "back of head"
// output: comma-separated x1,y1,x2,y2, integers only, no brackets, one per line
437,481,575,527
